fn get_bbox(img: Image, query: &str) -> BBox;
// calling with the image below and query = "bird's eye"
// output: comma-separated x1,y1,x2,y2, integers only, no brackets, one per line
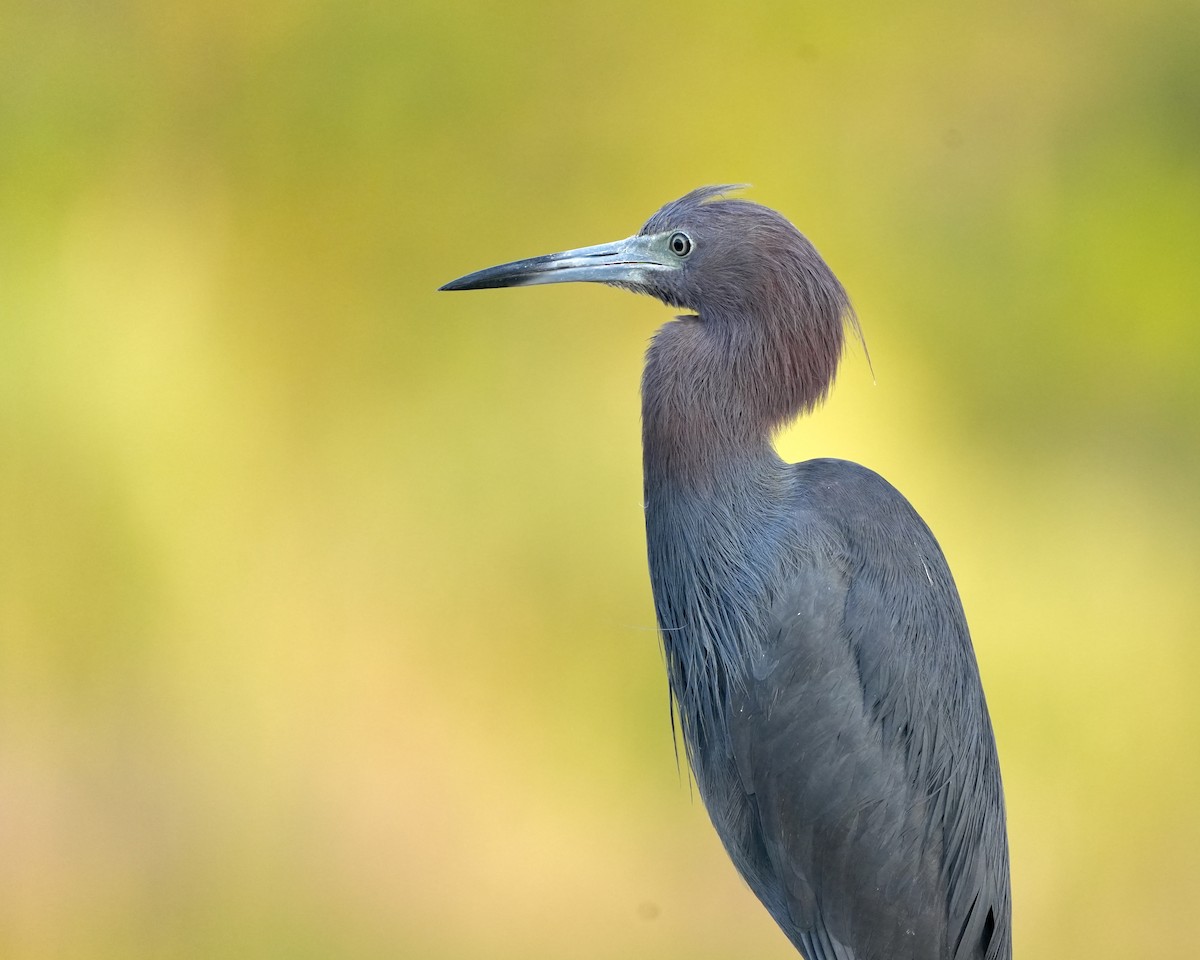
668,232,693,258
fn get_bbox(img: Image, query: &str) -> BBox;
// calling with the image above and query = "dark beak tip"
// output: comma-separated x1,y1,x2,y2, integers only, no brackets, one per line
438,277,480,292
438,271,530,292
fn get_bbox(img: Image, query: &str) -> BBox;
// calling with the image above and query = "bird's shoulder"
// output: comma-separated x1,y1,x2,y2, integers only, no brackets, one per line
786,457,942,546
776,457,974,678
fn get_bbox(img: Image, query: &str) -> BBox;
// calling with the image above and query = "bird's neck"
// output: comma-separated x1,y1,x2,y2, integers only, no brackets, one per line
640,316,815,761
640,314,828,488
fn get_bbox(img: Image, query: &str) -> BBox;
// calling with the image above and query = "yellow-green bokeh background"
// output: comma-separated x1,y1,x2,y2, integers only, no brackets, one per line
3,2,1199,957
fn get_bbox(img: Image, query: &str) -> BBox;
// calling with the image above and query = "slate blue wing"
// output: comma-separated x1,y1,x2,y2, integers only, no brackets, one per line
725,460,1010,960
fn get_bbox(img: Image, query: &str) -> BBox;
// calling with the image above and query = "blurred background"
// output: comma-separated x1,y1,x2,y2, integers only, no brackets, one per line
2,0,1198,957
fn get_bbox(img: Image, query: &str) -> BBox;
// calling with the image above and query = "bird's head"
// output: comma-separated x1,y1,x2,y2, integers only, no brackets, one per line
441,187,865,422
441,185,849,327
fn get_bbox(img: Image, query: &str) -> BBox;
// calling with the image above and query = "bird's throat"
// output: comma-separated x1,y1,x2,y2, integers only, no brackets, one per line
640,316,810,489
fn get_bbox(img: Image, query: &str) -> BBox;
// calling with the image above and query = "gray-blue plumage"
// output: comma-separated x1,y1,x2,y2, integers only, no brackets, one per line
441,186,1011,960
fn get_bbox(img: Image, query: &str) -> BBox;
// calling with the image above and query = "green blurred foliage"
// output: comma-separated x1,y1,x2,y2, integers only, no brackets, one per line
1,0,1198,957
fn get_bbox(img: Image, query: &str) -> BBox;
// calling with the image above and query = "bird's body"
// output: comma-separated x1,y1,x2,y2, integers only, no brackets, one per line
441,186,1011,960
648,452,1008,960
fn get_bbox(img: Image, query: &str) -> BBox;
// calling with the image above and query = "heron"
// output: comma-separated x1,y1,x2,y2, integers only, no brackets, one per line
440,186,1011,960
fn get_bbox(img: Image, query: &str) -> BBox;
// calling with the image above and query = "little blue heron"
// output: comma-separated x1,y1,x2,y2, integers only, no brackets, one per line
440,186,1011,960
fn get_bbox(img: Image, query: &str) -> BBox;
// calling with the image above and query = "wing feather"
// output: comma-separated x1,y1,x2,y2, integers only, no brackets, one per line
723,460,1010,960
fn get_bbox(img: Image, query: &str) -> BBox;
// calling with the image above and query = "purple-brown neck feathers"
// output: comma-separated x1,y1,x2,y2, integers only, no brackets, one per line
638,195,854,483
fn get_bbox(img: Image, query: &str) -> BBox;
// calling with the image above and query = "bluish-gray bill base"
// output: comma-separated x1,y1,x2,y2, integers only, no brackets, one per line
440,186,1011,960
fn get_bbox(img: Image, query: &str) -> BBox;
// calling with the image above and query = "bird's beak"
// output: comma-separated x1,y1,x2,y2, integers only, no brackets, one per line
439,234,672,291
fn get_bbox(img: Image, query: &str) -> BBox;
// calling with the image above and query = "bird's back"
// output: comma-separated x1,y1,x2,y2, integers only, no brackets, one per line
684,458,1010,960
